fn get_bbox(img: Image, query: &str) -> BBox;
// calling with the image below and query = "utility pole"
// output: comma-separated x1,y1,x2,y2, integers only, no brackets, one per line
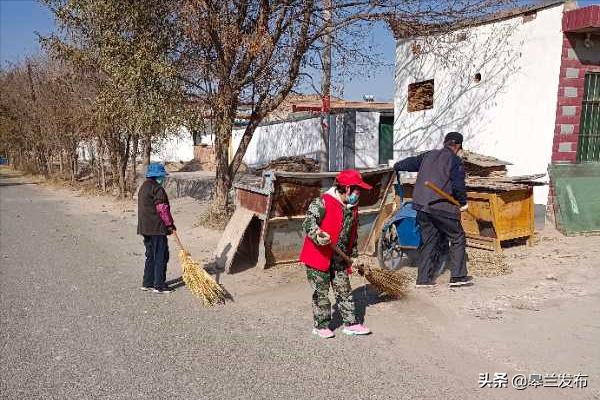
320,0,332,172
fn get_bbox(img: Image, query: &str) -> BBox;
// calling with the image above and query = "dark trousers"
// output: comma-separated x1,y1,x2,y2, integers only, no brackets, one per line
416,211,468,284
142,235,170,289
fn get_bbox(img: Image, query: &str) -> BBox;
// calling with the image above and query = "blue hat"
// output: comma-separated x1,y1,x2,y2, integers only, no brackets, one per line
146,163,169,178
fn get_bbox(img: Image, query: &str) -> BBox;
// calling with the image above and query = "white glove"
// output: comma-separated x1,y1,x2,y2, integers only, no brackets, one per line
460,204,469,212
315,230,331,246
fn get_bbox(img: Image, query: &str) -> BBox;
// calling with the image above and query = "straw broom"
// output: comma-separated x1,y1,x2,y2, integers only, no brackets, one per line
171,231,225,306
331,245,409,298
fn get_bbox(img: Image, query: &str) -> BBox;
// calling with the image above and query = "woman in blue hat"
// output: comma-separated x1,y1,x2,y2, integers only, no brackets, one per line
137,163,176,294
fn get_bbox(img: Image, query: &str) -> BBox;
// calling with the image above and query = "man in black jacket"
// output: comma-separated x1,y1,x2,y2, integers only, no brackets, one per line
394,132,473,287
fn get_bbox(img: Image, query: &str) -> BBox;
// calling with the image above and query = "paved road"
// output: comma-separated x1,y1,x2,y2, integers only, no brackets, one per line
0,174,434,400
0,172,594,400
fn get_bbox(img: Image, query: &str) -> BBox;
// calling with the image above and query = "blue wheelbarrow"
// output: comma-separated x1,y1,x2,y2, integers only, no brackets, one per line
377,172,422,271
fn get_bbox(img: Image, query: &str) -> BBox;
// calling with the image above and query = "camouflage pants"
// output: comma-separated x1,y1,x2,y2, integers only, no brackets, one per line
306,267,357,329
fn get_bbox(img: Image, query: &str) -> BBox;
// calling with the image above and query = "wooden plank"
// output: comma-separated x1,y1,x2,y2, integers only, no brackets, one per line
273,167,393,179
488,194,502,252
529,187,535,242
215,207,256,273
466,234,497,251
466,192,494,200
466,239,496,251
365,201,395,255
364,171,395,255
258,189,275,269
466,233,496,242
236,188,269,215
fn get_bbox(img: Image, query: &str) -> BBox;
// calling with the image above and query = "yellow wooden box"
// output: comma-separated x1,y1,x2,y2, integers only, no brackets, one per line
462,189,535,251
392,185,535,252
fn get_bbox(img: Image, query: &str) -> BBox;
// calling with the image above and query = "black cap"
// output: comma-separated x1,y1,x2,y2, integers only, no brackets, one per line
444,131,463,145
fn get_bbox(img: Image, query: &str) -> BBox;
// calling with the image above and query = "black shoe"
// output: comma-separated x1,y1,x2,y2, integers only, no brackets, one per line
152,287,173,294
415,281,436,288
140,286,153,291
449,276,474,287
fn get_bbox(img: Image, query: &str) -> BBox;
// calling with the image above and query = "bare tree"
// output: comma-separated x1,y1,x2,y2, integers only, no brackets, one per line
0,57,95,182
177,0,514,213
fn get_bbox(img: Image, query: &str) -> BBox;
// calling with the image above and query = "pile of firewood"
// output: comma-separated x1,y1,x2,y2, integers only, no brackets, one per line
254,156,320,173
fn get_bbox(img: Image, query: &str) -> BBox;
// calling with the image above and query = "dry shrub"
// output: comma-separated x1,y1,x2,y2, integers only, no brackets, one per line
195,204,234,230
467,248,512,277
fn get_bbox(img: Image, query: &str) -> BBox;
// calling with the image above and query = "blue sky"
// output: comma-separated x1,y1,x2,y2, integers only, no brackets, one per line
0,0,396,102
0,0,55,64
4,1,600,101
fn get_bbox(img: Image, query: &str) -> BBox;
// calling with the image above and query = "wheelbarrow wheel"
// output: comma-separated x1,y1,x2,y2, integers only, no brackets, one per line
377,223,405,271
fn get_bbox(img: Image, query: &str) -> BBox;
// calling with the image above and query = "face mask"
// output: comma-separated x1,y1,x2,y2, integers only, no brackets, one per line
155,177,165,186
347,192,359,205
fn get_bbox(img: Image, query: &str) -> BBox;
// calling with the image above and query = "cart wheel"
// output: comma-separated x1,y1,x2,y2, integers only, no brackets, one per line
377,223,404,271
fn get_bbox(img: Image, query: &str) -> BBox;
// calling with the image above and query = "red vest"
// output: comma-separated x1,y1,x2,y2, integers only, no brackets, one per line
299,193,358,272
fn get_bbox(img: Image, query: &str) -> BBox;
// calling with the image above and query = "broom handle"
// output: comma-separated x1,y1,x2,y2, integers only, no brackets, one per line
331,244,353,265
330,245,369,275
424,181,476,218
171,230,185,252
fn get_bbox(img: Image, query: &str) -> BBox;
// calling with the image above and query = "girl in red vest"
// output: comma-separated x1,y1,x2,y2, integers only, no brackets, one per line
299,169,372,338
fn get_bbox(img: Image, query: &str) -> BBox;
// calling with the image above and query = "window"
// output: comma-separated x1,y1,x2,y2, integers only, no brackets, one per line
577,72,600,162
408,79,434,112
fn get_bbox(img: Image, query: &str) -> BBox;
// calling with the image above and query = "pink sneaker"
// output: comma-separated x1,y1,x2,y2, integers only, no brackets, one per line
312,328,335,338
343,324,371,336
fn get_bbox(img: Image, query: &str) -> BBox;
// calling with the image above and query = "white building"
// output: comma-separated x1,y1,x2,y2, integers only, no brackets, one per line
393,1,600,205
230,103,394,171
157,98,395,171
151,126,194,163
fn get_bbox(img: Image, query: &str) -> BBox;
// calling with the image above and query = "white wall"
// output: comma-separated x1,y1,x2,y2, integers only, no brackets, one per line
152,126,194,162
394,4,564,204
232,112,385,169
354,111,381,168
232,117,323,167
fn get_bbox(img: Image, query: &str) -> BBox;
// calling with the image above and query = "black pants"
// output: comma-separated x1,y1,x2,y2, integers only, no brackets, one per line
142,235,170,289
416,211,468,284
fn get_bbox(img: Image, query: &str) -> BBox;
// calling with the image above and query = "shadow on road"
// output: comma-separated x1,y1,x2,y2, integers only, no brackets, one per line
330,284,399,330
0,181,39,187
166,276,186,289
166,273,235,303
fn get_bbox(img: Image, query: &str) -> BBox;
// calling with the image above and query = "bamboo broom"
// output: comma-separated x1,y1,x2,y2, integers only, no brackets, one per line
172,231,225,306
331,245,409,298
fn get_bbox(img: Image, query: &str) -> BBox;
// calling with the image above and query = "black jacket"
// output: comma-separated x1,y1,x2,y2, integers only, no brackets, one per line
394,147,467,220
137,179,170,236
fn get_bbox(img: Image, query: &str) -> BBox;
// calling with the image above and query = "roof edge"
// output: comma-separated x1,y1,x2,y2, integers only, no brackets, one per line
390,0,566,40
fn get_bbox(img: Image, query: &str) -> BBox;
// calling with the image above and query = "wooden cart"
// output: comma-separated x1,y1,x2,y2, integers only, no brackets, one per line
395,182,537,252
216,168,394,273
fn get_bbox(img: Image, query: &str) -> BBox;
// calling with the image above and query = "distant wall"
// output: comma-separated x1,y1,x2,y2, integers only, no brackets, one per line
152,127,194,162
232,117,323,167
232,112,384,169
